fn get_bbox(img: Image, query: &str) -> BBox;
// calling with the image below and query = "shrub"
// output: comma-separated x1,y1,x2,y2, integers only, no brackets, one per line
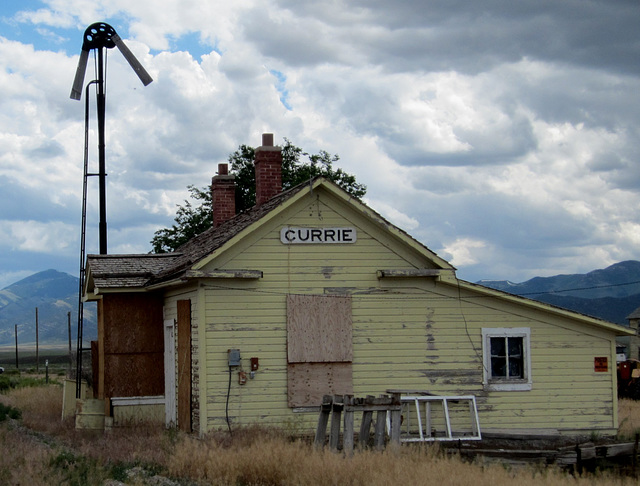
0,402,21,422
49,451,106,486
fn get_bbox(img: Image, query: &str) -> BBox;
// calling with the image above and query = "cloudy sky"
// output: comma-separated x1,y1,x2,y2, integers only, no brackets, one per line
0,0,639,289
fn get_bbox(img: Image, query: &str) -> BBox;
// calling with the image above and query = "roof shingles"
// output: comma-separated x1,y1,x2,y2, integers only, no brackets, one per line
86,179,312,290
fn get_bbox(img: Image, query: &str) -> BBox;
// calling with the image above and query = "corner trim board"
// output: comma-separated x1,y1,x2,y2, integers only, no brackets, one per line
184,269,263,279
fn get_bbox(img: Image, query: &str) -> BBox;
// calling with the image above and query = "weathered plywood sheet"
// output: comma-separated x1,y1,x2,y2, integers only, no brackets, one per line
103,294,164,353
287,294,352,363
103,352,164,398
287,362,353,407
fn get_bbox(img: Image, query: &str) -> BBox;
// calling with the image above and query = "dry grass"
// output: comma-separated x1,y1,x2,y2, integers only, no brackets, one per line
167,434,639,486
618,398,640,440
1,382,640,485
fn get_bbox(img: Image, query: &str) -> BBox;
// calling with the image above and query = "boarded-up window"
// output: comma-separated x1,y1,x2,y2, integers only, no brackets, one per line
287,294,353,407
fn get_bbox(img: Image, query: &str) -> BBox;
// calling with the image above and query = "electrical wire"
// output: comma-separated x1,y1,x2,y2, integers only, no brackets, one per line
514,280,640,296
225,365,233,435
456,278,485,369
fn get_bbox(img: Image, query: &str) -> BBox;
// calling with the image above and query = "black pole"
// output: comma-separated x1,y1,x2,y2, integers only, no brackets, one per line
68,311,72,376
97,46,107,255
14,325,18,370
35,307,39,373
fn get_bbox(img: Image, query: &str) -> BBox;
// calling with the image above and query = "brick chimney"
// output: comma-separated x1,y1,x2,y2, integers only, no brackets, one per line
211,163,236,227
254,133,282,206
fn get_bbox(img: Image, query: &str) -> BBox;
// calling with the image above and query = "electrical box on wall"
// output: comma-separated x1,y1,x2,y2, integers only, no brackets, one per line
228,348,241,367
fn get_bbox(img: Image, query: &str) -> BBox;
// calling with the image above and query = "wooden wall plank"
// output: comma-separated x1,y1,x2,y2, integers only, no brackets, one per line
177,299,192,432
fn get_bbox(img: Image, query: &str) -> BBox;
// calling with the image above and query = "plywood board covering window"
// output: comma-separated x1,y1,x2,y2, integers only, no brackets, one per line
287,294,353,407
287,294,352,363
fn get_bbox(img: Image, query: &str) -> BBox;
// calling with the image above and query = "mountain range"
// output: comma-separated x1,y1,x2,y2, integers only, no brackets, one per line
0,269,97,346
0,261,639,346
478,260,640,325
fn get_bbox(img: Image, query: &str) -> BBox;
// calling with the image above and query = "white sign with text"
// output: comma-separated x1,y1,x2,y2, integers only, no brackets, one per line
280,227,357,244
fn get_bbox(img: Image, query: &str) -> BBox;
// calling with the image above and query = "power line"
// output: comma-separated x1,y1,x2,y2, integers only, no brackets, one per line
510,280,640,297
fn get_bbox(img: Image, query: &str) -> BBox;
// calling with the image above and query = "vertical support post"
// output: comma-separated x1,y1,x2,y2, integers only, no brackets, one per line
329,395,343,451
359,406,373,448
389,393,402,446
374,409,387,450
315,395,332,449
97,46,107,255
343,395,355,455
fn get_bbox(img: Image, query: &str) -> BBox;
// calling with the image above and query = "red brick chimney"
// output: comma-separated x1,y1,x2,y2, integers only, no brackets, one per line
254,133,282,206
211,163,236,227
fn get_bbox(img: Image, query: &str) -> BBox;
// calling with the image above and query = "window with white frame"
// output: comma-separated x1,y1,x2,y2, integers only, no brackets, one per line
482,328,532,391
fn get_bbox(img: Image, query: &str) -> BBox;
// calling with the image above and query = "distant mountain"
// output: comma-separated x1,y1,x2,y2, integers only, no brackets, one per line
2,263,637,347
478,261,640,325
0,270,97,346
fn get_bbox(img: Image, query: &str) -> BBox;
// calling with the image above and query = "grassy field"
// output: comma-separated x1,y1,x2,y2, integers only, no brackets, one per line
0,345,75,371
0,374,639,485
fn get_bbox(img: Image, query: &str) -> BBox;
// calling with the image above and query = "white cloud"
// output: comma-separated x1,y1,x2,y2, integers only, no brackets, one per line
0,0,638,288
441,238,488,268
0,220,76,254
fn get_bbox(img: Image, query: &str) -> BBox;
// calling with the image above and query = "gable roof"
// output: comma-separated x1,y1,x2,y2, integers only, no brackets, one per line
82,177,635,337
85,179,306,294
84,253,179,295
151,179,314,283
86,176,454,295
627,306,640,320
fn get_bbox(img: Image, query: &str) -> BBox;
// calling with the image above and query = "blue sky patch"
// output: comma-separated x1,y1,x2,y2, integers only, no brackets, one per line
162,31,216,60
270,69,292,110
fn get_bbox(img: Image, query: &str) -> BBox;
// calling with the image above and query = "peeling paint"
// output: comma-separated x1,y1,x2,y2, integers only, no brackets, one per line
321,266,334,279
426,334,436,351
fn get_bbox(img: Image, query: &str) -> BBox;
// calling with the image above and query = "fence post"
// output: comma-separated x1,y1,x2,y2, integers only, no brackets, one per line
343,395,355,455
358,396,374,448
389,393,402,446
315,395,332,449
329,395,344,451
374,408,388,450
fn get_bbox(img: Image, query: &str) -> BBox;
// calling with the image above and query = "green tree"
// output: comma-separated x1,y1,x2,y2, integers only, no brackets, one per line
151,139,366,253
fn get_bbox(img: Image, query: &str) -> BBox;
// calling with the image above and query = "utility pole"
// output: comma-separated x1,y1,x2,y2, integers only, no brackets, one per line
35,307,39,373
68,311,72,376
14,324,18,370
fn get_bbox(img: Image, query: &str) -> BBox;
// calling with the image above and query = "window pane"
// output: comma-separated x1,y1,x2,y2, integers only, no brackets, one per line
509,356,523,378
507,337,524,379
490,337,505,357
491,357,506,377
508,337,523,358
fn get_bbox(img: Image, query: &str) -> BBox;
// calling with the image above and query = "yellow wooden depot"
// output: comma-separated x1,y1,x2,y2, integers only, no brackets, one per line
85,136,633,439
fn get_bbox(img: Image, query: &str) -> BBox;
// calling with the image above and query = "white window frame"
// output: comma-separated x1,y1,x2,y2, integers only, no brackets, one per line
482,327,532,391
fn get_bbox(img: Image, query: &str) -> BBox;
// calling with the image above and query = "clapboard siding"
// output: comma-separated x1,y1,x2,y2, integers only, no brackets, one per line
184,183,621,436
